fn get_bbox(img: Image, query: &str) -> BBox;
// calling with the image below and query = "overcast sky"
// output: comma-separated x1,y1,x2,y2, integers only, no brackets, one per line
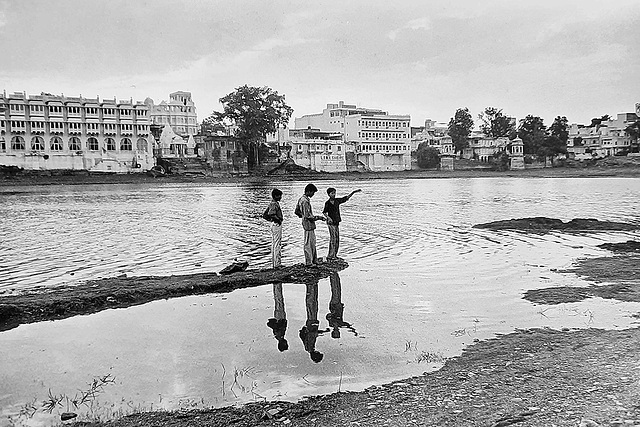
1,0,638,128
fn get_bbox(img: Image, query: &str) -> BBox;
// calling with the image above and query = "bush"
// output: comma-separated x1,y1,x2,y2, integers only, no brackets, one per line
416,144,441,169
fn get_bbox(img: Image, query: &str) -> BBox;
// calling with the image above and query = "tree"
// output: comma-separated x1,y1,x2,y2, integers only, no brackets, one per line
416,143,440,169
200,116,227,135
447,107,474,155
625,120,640,153
538,135,567,163
478,107,516,138
590,114,611,130
210,85,293,169
517,115,546,156
549,116,569,144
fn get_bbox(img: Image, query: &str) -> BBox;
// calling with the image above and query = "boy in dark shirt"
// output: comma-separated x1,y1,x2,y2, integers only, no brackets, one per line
322,187,361,261
263,188,284,268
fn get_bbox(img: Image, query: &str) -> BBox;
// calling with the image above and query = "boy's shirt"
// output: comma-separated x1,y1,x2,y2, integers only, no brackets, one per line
323,196,349,225
266,200,283,224
299,195,316,231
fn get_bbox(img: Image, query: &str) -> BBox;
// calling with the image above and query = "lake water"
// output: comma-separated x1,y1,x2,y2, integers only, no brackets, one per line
1,177,640,425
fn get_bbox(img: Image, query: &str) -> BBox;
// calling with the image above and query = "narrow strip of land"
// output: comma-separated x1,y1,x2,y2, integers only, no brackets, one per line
0,261,347,332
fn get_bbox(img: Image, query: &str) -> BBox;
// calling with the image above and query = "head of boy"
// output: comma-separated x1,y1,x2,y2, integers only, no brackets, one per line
272,188,282,201
304,183,318,197
327,187,336,199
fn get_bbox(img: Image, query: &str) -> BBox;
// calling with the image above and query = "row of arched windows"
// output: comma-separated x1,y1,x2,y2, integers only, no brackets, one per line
7,136,149,152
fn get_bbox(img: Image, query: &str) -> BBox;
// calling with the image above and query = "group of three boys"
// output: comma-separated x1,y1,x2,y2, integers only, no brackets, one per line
263,184,361,268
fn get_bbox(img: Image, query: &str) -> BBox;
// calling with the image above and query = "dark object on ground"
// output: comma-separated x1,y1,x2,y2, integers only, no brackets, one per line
61,412,77,421
598,240,640,252
474,217,637,231
147,165,166,177
219,260,249,275
267,158,318,175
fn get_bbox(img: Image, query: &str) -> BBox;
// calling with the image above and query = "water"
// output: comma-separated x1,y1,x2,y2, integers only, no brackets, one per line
1,177,639,425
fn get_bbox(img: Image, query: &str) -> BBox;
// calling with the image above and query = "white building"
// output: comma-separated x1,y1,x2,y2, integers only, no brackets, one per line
294,101,412,172
145,91,198,137
285,128,347,173
567,112,638,159
0,91,155,173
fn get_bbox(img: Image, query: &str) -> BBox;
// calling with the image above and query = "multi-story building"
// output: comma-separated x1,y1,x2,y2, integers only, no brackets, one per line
285,128,347,173
345,113,412,171
145,91,198,137
295,101,386,133
294,101,412,172
567,112,638,159
0,91,154,173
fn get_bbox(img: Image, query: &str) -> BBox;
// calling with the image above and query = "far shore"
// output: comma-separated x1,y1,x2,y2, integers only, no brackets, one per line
1,163,640,187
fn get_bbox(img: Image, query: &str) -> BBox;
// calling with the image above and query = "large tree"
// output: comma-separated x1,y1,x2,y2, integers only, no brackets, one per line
210,85,293,169
517,115,546,155
447,107,474,156
548,116,569,144
478,107,516,139
590,114,611,130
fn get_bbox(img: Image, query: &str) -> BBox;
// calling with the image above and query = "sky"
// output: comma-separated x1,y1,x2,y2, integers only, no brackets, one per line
1,0,639,128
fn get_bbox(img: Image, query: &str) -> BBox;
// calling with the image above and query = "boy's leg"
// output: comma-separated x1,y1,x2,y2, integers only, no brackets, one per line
304,230,314,265
272,223,282,268
327,224,338,259
310,229,318,264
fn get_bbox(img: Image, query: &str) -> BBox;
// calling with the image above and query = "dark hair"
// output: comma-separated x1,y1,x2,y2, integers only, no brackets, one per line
272,188,282,198
310,350,324,363
304,183,317,193
327,187,336,195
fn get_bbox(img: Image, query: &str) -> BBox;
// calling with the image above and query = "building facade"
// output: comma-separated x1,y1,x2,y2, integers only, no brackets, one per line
286,128,347,173
345,113,412,171
145,91,198,137
567,112,639,159
0,91,154,173
293,101,412,172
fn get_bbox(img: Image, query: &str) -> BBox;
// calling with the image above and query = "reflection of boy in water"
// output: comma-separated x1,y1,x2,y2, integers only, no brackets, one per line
326,272,358,339
267,283,288,352
299,282,328,362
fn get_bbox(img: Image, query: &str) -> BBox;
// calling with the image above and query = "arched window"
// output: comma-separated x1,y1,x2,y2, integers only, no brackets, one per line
50,136,63,151
31,136,45,151
120,138,132,151
88,137,99,151
11,136,25,150
105,137,116,151
136,137,148,152
69,137,82,151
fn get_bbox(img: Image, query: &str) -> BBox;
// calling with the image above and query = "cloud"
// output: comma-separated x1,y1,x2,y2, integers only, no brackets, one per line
387,17,430,40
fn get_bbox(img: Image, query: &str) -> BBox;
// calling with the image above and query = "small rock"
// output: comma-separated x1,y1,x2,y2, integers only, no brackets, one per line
61,412,77,421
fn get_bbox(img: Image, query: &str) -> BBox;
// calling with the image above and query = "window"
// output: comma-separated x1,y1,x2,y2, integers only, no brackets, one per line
31,136,45,151
11,136,25,150
48,105,62,114
86,107,98,115
11,120,26,129
50,122,64,132
120,109,131,116
0,138,5,151
67,106,81,115
88,137,99,151
68,122,82,132
50,136,63,151
9,104,25,112
136,138,148,152
105,137,116,151
69,137,81,151
120,138,132,151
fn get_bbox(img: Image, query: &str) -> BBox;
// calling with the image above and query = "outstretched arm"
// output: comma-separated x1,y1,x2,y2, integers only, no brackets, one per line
347,189,362,199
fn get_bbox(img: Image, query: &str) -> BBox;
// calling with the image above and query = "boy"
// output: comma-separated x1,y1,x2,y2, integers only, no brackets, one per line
296,183,325,267
323,187,361,260
263,188,284,268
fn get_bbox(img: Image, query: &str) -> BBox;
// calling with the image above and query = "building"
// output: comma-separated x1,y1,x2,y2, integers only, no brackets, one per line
567,112,638,159
345,113,412,171
0,91,154,173
294,101,412,172
285,128,347,173
294,101,386,133
145,91,198,137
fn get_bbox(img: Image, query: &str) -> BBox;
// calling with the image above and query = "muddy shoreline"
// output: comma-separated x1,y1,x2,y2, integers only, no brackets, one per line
2,164,640,188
